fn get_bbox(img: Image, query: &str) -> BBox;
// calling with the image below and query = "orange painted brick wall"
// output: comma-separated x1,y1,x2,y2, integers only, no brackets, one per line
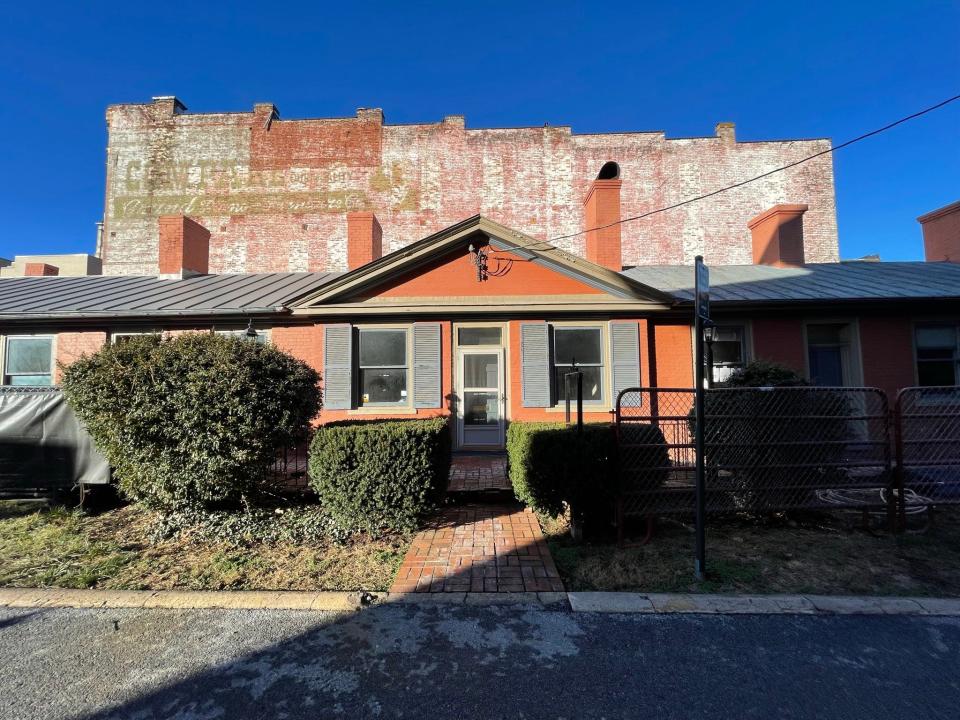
650,322,693,387
54,331,107,383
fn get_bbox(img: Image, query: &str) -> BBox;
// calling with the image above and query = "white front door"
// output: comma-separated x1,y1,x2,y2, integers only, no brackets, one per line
457,348,505,449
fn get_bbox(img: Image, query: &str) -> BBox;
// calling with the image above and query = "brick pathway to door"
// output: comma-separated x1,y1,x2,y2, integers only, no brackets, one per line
446,454,511,493
390,504,564,593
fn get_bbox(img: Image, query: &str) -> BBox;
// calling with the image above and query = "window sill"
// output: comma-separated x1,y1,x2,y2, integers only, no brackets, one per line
347,406,417,415
544,405,613,414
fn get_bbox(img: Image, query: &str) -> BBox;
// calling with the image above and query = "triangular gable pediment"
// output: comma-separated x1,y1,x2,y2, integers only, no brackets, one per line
290,216,673,313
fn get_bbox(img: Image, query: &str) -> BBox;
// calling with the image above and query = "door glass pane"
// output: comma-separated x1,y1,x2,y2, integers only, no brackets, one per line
463,353,498,388
807,323,847,345
464,391,499,425
554,328,602,365
809,346,844,386
6,338,52,374
359,330,406,367
359,368,407,404
458,327,501,346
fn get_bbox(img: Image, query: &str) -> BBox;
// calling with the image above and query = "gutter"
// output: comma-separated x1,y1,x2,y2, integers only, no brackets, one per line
0,306,291,320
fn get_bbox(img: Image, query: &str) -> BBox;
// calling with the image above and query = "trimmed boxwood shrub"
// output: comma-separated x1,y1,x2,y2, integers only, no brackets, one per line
60,332,321,511
507,422,627,532
308,417,451,535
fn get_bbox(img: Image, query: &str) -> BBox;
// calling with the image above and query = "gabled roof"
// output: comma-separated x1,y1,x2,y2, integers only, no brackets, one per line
0,272,340,319
291,214,674,310
622,261,960,305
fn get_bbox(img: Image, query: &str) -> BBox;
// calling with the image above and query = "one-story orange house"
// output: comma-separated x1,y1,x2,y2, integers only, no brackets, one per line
2,200,960,451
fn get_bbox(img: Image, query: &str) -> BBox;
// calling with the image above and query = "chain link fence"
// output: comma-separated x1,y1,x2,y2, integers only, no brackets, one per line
895,386,960,514
616,386,894,522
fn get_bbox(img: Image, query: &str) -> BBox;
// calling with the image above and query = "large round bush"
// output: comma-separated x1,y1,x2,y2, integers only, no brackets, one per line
60,332,321,511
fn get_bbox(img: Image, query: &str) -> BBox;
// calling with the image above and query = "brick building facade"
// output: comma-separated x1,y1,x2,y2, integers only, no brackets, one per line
101,96,838,275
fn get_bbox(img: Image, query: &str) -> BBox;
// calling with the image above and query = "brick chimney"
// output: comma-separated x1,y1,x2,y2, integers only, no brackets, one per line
748,204,808,267
346,212,383,270
918,200,960,262
158,216,210,278
24,262,58,276
583,162,622,271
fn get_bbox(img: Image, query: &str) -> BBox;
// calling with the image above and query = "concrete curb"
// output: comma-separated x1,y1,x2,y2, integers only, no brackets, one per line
1,589,958,616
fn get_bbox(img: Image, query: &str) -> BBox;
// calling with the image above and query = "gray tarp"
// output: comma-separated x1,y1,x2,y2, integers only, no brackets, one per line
0,387,109,496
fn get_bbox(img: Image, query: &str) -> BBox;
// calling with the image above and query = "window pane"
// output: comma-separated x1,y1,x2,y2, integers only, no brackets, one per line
809,346,844,386
554,328,602,365
6,338,52,374
918,347,956,360
712,340,743,365
807,323,848,345
359,330,406,367
464,391,499,425
918,361,957,386
917,326,957,349
458,327,502,346
6,374,52,386
555,366,603,402
463,353,499,388
359,368,407,404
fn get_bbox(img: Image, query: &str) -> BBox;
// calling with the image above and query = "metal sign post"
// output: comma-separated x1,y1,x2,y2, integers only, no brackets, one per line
694,256,710,581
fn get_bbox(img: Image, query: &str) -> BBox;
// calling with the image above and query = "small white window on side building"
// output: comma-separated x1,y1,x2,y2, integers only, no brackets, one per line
710,326,747,384
3,336,54,386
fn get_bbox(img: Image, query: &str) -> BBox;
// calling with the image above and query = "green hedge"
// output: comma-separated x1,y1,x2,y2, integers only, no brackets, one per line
308,417,451,535
60,332,321,512
506,422,618,522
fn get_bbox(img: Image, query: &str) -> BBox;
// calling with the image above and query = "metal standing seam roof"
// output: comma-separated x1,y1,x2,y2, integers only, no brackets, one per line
621,262,960,304
0,272,342,317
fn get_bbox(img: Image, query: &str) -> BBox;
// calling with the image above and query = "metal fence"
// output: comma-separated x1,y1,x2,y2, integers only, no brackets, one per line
895,386,960,514
616,386,894,521
267,430,313,493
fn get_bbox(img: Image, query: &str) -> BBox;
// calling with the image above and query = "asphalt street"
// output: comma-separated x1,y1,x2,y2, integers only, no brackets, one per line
0,603,957,719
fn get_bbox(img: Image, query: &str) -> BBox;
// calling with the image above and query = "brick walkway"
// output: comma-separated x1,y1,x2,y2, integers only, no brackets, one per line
446,454,511,493
391,505,564,593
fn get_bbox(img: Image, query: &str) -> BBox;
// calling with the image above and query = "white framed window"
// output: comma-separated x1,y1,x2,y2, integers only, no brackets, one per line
358,328,409,406
553,326,604,403
710,325,747,384
110,331,159,345
915,325,959,386
3,336,54,386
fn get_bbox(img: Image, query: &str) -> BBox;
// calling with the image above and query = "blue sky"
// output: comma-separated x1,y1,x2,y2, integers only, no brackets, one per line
0,1,956,262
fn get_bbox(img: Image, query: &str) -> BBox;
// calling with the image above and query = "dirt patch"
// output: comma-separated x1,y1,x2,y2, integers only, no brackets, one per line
542,508,960,597
0,504,408,592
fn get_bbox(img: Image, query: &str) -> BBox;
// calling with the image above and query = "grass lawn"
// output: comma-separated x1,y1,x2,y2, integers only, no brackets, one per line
542,508,960,597
0,503,408,592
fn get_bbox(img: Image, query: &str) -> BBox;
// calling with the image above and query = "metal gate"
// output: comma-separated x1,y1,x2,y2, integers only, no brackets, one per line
615,386,895,522
895,386,960,515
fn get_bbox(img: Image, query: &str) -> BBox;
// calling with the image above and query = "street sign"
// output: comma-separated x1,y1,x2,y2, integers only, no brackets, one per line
695,258,710,321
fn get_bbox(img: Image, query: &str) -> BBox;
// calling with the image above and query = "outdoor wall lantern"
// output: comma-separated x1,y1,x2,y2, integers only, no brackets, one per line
468,243,489,282
244,318,259,342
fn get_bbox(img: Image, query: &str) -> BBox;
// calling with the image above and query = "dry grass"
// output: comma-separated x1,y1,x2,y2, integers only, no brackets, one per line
0,503,408,592
543,508,960,597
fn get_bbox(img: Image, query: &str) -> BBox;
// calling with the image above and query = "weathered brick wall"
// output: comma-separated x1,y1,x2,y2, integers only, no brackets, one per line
54,331,107,382
102,98,838,275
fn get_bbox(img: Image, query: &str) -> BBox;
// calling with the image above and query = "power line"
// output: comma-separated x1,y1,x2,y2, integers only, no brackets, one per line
547,93,960,245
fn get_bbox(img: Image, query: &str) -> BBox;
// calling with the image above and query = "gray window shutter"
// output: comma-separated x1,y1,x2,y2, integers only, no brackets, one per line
413,322,442,408
323,324,352,410
610,321,641,403
520,322,551,407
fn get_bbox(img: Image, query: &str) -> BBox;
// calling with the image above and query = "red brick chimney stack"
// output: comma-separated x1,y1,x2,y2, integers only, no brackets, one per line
748,204,808,267
347,212,383,270
158,215,210,278
918,200,960,262
24,262,59,276
583,162,623,271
